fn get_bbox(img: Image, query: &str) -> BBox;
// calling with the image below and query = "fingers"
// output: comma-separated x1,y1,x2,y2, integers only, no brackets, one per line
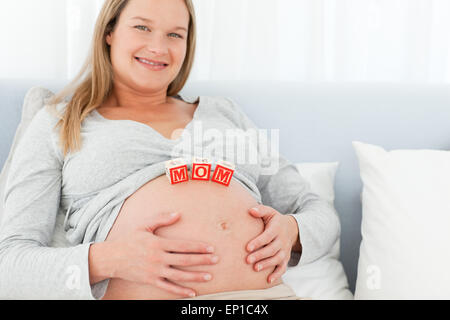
248,205,275,223
154,277,197,298
247,238,281,264
161,266,213,283
253,249,286,272
247,226,277,252
146,212,181,233
248,206,265,218
164,252,219,267
162,238,215,254
268,262,288,284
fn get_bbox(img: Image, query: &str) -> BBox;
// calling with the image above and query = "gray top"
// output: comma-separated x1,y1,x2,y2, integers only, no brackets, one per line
0,93,340,299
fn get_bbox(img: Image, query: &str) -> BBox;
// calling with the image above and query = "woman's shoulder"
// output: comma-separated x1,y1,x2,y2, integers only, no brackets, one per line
27,103,61,130
201,95,246,118
34,100,72,133
10,101,66,165
201,95,257,130
43,100,67,120
21,101,68,146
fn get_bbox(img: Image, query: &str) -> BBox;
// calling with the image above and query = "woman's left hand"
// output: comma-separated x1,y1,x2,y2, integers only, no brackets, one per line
246,204,299,284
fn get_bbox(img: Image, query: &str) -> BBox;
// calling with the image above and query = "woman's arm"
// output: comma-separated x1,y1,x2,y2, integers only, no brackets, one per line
88,242,115,285
0,107,101,299
256,152,341,266
225,97,341,267
287,215,302,254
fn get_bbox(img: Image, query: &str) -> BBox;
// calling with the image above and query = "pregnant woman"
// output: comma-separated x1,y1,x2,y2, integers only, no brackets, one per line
0,0,340,300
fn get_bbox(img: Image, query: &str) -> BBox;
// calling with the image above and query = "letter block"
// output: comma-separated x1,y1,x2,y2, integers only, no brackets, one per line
191,157,212,181
211,160,235,187
165,158,189,184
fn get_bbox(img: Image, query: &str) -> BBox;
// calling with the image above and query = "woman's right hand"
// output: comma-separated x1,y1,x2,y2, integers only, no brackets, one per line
108,212,219,298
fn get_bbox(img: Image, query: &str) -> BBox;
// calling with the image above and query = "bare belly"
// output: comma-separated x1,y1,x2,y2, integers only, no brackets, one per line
101,174,282,300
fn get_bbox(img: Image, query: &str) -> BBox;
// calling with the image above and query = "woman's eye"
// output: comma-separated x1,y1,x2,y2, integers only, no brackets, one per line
134,26,182,39
169,33,183,39
135,25,149,32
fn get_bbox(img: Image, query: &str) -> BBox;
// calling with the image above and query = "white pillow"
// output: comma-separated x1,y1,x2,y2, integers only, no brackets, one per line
282,162,354,300
353,141,450,299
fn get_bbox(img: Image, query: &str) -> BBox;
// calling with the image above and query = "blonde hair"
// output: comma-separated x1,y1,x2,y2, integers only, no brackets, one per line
47,0,197,157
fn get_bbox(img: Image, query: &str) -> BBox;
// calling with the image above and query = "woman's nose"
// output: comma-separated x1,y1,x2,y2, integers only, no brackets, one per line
146,35,169,55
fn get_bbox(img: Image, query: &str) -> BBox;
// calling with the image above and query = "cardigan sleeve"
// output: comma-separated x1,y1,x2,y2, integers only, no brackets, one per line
0,107,102,299
224,97,341,266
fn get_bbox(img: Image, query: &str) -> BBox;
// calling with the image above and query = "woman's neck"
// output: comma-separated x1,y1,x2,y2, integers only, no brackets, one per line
108,83,172,112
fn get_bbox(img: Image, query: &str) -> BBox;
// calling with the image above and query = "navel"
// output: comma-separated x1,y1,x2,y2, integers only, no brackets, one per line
218,221,232,233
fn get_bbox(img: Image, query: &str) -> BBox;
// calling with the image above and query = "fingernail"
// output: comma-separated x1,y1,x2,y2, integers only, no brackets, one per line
206,246,214,253
248,256,255,263
211,255,219,263
189,292,196,297
204,274,212,281
270,277,274,283
256,264,262,271
248,245,254,251
252,207,259,212
170,212,178,217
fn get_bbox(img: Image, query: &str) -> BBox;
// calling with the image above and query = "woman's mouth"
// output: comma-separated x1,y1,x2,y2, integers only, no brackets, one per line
135,57,169,71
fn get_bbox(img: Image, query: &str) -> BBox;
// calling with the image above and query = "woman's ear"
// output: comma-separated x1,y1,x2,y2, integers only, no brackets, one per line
106,33,112,46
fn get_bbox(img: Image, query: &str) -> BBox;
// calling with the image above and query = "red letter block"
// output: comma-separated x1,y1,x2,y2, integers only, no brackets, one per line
165,158,189,185
191,157,212,181
211,160,235,187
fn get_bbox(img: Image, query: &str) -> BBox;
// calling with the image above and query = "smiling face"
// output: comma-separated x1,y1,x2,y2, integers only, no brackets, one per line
106,0,190,94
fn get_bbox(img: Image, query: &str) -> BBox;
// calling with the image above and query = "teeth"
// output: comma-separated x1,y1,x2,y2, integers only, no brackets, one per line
138,58,165,66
